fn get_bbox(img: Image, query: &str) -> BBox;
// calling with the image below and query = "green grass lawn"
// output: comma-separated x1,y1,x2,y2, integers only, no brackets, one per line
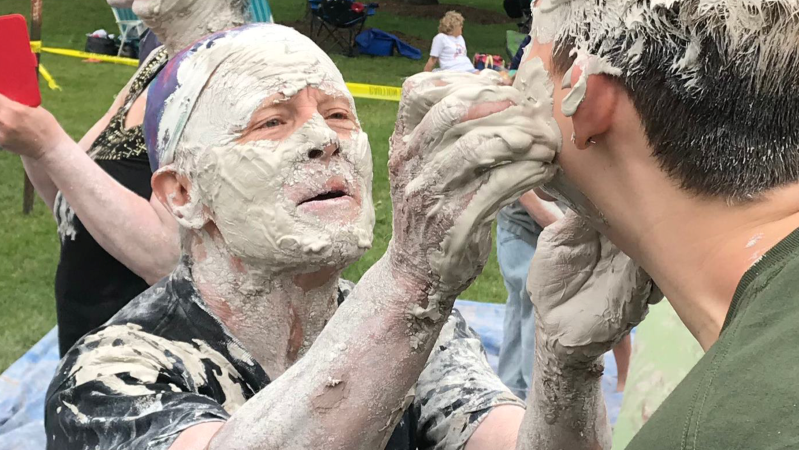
0,0,516,370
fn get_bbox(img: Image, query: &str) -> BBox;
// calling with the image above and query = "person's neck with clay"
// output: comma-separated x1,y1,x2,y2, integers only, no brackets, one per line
136,0,247,57
187,225,342,379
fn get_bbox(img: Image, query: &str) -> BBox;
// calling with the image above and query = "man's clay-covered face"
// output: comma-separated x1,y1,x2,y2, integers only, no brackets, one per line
189,84,374,271
155,26,375,271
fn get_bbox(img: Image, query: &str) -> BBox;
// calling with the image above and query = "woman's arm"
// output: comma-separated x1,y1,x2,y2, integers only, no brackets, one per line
19,79,132,211
0,89,179,284
38,137,179,283
424,56,439,72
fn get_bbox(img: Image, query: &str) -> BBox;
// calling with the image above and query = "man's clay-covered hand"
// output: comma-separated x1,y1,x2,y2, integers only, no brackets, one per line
528,209,662,366
388,71,559,301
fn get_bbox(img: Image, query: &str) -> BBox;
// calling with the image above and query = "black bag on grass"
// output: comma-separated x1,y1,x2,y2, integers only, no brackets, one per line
85,35,118,56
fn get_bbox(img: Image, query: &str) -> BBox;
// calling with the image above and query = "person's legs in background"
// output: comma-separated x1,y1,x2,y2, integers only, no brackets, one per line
613,334,632,392
496,216,538,400
496,205,632,400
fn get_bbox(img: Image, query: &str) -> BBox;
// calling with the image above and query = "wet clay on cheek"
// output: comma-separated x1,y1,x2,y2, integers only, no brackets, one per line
189,115,374,269
156,25,375,269
515,40,610,228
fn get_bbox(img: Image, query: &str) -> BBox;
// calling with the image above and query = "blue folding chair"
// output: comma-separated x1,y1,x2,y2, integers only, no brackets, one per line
111,7,146,56
310,0,378,56
249,0,274,23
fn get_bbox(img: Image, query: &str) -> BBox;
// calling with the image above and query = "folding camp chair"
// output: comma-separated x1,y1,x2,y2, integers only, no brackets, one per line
311,0,378,56
111,7,146,57
249,0,274,23
307,0,323,18
506,30,527,60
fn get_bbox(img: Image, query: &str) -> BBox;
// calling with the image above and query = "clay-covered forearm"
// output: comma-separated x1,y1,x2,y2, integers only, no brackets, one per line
39,140,179,283
208,255,453,450
516,335,610,450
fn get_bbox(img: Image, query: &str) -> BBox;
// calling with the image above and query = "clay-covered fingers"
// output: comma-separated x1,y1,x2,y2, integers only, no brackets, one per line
526,211,662,364
537,208,596,248
389,78,531,196
611,249,663,325
433,159,557,286
403,84,523,155
398,70,506,130
527,211,598,310
419,108,558,197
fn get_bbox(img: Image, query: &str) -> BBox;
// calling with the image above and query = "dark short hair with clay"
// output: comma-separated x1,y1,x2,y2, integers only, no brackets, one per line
550,0,798,202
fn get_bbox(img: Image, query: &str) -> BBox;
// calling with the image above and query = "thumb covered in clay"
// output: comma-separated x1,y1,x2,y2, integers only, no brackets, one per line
527,209,662,363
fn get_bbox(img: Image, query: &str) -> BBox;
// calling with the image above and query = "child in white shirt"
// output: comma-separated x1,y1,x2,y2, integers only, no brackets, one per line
424,11,477,73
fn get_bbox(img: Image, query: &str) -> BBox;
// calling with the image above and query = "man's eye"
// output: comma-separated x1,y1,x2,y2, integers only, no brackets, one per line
261,118,283,128
327,112,349,120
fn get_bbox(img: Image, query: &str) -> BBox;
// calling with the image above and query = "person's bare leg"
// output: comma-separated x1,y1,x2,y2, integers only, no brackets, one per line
613,334,632,392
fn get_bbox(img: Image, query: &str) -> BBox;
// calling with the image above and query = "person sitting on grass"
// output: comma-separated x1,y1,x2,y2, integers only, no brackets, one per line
424,11,477,73
43,23,657,450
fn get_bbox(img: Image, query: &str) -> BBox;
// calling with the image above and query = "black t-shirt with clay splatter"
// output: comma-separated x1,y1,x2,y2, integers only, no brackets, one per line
45,260,523,450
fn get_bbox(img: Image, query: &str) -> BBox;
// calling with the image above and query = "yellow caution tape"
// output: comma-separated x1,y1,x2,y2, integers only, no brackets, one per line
26,44,403,102
40,47,139,67
31,42,137,66
345,82,401,102
38,64,61,91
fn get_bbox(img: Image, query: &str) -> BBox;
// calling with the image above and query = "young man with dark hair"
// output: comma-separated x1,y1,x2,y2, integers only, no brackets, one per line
509,0,798,448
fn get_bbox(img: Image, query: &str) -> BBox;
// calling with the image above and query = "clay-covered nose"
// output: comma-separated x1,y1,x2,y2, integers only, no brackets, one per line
307,142,341,161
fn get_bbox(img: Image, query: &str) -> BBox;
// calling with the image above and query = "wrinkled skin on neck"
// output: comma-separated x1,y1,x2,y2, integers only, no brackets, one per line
188,226,343,379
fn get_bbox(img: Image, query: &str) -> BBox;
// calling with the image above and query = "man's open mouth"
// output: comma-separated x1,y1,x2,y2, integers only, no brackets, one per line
298,189,349,205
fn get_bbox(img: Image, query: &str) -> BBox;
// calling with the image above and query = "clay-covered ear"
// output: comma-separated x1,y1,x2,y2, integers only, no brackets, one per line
568,66,620,150
152,168,188,212
151,168,208,229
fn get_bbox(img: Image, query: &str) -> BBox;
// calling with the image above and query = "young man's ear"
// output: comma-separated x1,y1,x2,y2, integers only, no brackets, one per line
568,66,620,150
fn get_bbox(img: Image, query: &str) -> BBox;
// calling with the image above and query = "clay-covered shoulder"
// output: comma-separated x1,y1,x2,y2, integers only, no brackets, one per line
46,323,182,401
44,322,233,450
106,276,176,327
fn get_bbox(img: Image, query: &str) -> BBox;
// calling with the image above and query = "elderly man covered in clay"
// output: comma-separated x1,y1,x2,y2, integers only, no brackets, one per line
44,24,657,450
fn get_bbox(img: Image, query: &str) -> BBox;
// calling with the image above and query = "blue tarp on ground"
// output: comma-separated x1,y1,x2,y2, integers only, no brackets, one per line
355,29,422,60
0,300,623,450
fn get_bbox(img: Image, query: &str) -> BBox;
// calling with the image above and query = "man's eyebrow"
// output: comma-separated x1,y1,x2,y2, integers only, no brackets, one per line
319,96,353,109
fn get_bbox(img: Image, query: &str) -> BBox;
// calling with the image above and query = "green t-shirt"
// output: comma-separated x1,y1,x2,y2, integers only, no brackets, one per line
626,229,799,450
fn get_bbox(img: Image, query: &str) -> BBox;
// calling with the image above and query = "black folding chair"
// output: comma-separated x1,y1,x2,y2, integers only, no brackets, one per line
311,0,378,56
